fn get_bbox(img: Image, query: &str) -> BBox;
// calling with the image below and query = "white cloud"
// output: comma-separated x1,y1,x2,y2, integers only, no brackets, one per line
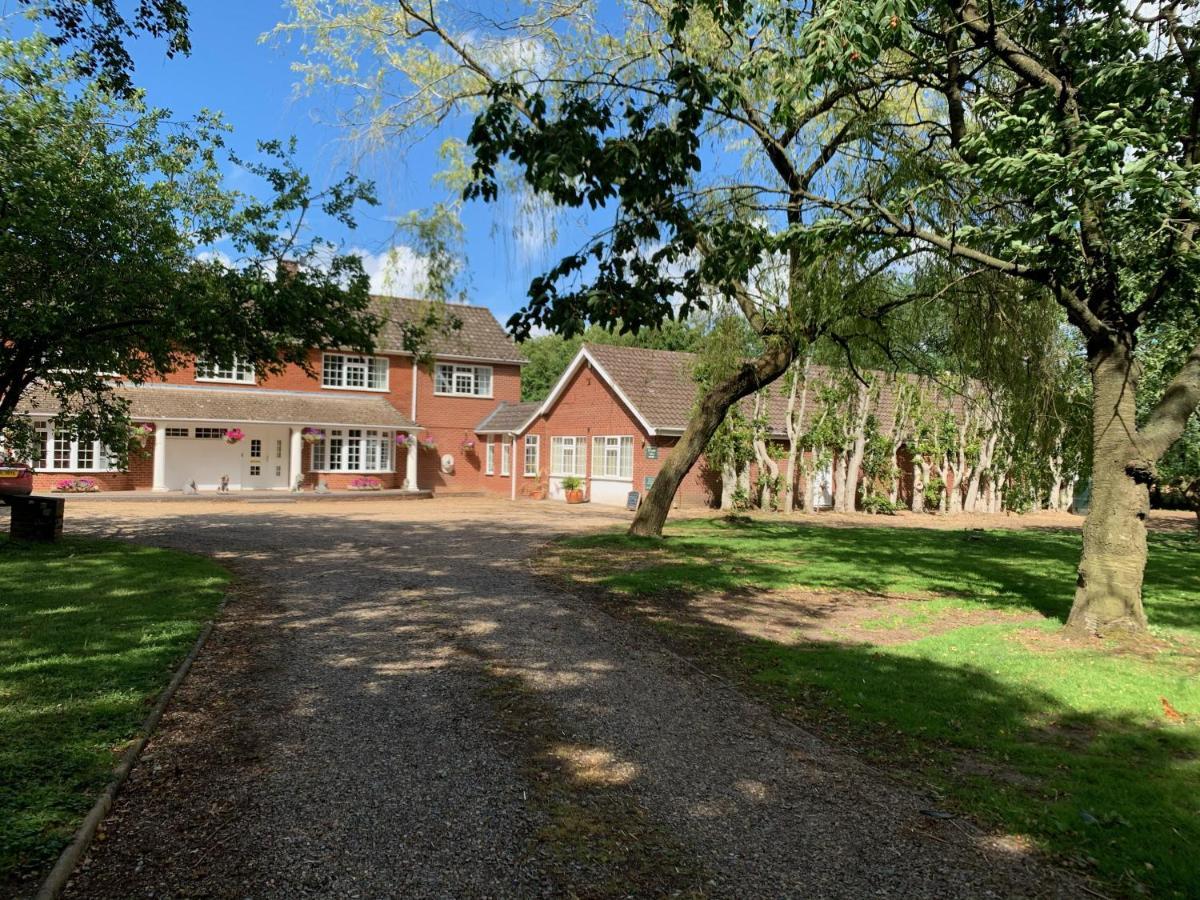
353,245,431,297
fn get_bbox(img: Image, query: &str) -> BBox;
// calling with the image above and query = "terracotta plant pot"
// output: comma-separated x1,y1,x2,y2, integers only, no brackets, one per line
565,488,585,504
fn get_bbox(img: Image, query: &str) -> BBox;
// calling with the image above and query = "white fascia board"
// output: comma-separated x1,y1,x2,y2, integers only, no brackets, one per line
534,347,658,436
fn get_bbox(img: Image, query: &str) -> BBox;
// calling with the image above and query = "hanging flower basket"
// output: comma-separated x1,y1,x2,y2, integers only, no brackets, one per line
129,422,155,447
418,437,438,451
301,427,324,444
395,433,417,448
224,428,245,445
460,439,476,453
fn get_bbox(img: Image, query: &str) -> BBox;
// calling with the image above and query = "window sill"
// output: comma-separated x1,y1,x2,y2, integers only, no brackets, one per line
320,384,391,393
432,391,494,399
311,469,396,474
588,475,634,482
195,377,257,385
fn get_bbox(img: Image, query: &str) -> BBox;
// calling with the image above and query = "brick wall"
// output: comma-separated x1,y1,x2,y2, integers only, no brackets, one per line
32,432,155,492
521,361,721,508
413,360,522,494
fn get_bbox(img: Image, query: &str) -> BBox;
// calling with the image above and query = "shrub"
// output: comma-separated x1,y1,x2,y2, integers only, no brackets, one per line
861,494,900,515
53,477,99,493
560,475,582,491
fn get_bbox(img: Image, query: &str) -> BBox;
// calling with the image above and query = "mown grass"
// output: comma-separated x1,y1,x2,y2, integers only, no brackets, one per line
551,519,1200,898
0,534,228,888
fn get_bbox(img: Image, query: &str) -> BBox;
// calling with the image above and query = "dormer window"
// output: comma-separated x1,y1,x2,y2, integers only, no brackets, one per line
322,353,389,391
196,357,255,384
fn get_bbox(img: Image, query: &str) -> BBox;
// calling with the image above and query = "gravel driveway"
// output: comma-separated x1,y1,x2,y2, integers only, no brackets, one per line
58,496,1079,898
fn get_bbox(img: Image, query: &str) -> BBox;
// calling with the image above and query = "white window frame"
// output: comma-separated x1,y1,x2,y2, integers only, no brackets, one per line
485,437,495,475
500,437,511,477
195,357,255,384
33,420,116,472
433,363,493,398
311,428,395,472
591,435,634,480
523,435,540,477
321,353,389,391
550,436,588,477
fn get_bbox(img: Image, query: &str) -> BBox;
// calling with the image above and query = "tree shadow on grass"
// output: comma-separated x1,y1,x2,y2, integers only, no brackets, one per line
574,519,1199,631
624,599,1200,899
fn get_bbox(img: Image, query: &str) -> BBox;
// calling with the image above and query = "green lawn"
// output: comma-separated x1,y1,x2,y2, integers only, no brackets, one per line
549,519,1200,898
0,534,228,888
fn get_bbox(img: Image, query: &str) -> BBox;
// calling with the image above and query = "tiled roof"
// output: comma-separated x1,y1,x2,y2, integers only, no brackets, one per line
21,384,420,430
371,297,528,364
584,344,701,433
579,344,968,436
475,401,541,434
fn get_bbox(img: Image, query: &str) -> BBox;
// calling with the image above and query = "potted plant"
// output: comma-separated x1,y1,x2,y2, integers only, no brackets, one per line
529,475,547,501
561,475,585,504
224,427,245,445
395,433,417,449
301,427,324,444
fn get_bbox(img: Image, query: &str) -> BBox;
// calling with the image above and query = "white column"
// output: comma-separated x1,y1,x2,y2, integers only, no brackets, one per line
406,431,420,491
290,428,304,491
151,421,168,491
510,437,517,501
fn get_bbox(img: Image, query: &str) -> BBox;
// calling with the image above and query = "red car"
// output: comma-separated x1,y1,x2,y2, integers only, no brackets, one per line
0,462,34,501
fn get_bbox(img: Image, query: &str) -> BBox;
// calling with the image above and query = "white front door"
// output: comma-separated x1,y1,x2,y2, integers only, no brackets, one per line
242,431,289,490
811,462,834,509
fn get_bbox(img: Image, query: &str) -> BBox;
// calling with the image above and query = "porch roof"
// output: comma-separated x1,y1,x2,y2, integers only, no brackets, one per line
23,384,421,431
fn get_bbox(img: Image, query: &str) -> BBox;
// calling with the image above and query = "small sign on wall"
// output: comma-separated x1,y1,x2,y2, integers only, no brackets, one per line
626,491,640,511
644,445,658,459
643,475,656,491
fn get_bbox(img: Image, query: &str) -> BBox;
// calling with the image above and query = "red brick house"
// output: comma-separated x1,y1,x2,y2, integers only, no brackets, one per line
472,344,726,508
470,343,948,510
20,298,527,494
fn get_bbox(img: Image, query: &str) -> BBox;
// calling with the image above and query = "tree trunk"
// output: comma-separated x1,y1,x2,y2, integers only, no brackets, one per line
840,381,871,513
1067,344,1151,634
782,355,810,514
911,457,925,512
720,460,737,511
629,342,796,536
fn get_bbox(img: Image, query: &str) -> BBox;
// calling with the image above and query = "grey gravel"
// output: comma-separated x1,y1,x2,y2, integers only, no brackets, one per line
60,497,1082,898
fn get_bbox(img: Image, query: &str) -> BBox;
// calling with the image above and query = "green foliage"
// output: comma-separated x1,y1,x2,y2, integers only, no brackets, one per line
859,493,900,515
560,475,582,491
0,535,228,883
0,36,380,462
923,476,945,511
18,0,190,96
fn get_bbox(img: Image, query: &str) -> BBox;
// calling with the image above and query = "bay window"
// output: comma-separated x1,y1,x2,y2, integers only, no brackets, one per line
33,420,115,472
310,429,394,472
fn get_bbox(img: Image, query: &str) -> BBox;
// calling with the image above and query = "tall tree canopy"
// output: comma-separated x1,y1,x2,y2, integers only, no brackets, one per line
283,0,1197,633
0,35,379,462
18,0,190,95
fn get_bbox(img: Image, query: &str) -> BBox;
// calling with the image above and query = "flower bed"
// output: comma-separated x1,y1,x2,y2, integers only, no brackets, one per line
53,477,99,493
347,476,383,491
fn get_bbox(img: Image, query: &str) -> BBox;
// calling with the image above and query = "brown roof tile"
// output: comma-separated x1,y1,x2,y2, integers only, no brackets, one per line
475,401,541,434
372,297,527,364
21,384,419,430
579,344,968,437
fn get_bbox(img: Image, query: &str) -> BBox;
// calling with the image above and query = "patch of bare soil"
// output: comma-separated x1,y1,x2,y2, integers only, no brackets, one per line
1012,625,1200,673
634,585,1041,648
731,506,1193,534
62,578,287,899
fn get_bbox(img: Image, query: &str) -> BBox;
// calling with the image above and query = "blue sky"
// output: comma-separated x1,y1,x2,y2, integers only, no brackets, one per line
109,1,557,321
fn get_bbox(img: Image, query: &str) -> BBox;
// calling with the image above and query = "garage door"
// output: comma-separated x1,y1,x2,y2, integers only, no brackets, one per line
163,427,245,491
